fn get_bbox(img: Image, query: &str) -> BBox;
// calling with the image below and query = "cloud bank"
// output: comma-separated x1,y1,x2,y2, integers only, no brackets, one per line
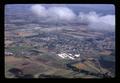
31,4,76,21
78,11,115,31
30,4,115,31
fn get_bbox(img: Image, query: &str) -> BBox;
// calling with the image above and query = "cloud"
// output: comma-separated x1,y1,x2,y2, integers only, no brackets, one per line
48,7,76,21
31,4,47,17
78,11,115,31
30,4,115,31
30,4,76,21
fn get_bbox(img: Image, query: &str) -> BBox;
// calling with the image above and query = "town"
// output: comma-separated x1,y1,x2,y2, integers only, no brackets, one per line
5,4,115,78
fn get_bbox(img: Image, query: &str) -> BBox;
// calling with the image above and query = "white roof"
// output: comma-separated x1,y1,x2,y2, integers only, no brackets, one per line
57,53,75,60
74,54,80,57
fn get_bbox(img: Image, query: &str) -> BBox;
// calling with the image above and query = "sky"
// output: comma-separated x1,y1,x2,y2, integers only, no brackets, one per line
5,4,115,14
5,4,115,32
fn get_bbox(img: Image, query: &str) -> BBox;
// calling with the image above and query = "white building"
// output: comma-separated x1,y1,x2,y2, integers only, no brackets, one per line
57,53,80,60
74,54,80,57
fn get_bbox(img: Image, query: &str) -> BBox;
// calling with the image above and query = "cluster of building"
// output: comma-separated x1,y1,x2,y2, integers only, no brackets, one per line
57,53,80,60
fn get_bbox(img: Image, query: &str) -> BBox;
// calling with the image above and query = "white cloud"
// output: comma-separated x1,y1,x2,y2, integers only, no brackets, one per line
78,11,115,31
100,15,115,26
30,4,115,31
31,4,47,17
48,7,76,21
30,4,76,21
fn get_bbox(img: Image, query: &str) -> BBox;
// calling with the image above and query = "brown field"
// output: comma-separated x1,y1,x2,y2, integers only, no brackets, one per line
5,55,73,78
15,31,35,37
99,51,112,55
73,63,87,70
5,56,23,63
